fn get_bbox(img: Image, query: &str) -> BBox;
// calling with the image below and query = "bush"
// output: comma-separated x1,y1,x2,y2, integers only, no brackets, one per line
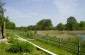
25,32,34,39
7,40,36,53
6,32,14,37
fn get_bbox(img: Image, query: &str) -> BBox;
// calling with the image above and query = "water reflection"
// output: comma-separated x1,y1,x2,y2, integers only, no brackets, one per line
77,34,85,41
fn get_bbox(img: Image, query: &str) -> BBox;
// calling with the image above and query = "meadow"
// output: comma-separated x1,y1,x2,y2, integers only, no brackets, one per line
0,30,49,55
12,30,85,55
0,30,85,55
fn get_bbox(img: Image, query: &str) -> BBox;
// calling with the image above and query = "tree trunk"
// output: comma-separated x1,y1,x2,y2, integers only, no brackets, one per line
1,22,6,39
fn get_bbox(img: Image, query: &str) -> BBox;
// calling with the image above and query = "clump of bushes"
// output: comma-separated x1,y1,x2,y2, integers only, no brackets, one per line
7,39,36,53
6,32,13,37
25,32,34,39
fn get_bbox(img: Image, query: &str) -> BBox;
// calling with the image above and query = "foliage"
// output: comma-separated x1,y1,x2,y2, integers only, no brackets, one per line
16,26,28,31
0,40,48,55
76,21,85,30
24,31,34,39
6,21,16,30
0,0,5,16
0,16,5,27
0,0,16,30
27,25,36,30
56,23,66,31
36,19,53,30
0,16,15,30
16,17,85,31
0,0,5,30
7,39,36,53
66,16,77,31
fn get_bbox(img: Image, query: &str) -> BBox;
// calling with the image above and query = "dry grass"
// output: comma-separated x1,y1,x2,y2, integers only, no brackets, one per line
37,30,85,39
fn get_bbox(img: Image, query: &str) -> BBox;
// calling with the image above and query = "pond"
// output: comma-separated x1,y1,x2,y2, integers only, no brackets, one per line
63,33,85,41
77,34,85,41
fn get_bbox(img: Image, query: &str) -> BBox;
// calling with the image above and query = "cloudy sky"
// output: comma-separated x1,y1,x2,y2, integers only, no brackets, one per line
4,0,85,27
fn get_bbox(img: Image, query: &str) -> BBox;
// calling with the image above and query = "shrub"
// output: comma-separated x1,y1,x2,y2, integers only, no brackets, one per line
7,40,36,53
26,32,34,39
6,32,13,37
34,30,37,34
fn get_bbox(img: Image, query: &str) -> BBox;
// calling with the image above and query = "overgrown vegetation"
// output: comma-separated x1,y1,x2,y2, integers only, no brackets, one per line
0,41,49,55
7,40,36,53
0,32,49,55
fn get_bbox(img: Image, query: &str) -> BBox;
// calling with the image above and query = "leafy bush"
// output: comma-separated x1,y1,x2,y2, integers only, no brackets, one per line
7,40,36,53
25,32,34,39
6,32,14,37
8,37,16,43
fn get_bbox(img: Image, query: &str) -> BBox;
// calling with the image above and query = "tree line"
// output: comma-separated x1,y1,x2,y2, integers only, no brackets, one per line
16,17,85,31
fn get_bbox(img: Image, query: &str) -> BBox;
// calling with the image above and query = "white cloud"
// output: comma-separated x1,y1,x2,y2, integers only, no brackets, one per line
53,0,78,24
53,0,78,14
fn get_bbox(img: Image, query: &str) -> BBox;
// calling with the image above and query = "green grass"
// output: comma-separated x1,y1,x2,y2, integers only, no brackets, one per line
0,30,49,55
0,41,48,55
6,30,85,55
0,42,48,55
29,39,75,55
14,32,75,55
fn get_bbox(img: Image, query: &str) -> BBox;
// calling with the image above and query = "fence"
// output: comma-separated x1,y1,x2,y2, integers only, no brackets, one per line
33,34,85,55
20,32,85,55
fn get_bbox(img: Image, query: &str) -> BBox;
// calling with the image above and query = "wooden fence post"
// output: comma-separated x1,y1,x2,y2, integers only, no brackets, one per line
78,42,80,55
59,38,62,47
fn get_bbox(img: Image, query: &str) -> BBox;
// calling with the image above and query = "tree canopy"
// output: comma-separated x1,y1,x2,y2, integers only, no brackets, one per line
76,21,85,30
0,0,16,30
36,19,53,30
0,0,5,16
56,23,65,31
66,16,77,31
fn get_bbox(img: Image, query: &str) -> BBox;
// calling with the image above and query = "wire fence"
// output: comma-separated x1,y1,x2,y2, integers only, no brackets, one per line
20,32,85,55
33,34,85,55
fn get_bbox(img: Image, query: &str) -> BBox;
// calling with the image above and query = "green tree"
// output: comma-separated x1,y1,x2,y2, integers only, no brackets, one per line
56,23,65,31
77,21,85,30
0,0,5,27
66,16,77,31
27,25,36,30
0,0,5,38
6,22,16,30
36,19,53,30
0,0,5,16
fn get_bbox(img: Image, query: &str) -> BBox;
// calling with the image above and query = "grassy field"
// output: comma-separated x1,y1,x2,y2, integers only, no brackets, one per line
0,42,48,55
3,30,85,55
29,39,75,55
0,30,49,55
12,30,76,55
